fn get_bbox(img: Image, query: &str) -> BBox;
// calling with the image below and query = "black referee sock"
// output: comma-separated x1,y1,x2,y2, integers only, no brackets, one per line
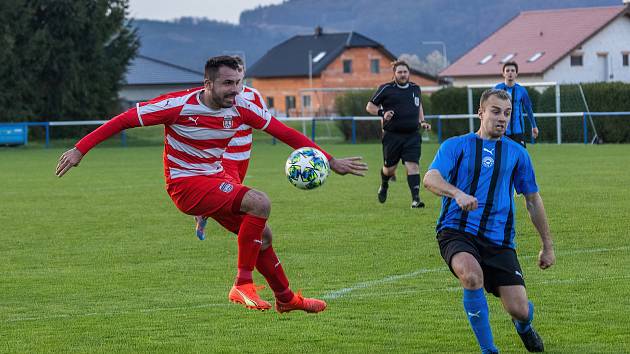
407,174,420,200
380,170,390,188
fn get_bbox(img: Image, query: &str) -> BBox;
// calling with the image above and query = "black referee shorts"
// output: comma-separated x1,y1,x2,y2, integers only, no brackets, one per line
437,228,525,297
382,131,421,168
506,134,526,148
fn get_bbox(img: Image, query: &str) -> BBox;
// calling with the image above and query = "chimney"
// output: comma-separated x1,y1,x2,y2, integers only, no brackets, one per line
314,26,323,37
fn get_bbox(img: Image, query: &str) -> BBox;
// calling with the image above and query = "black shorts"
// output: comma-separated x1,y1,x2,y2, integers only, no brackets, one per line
382,131,421,167
437,228,525,297
507,134,526,148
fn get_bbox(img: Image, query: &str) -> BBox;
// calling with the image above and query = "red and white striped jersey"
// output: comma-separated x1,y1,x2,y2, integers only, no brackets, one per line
223,85,267,181
74,88,330,184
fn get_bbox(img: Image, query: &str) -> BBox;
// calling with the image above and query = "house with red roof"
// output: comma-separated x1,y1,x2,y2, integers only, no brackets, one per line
440,5,630,86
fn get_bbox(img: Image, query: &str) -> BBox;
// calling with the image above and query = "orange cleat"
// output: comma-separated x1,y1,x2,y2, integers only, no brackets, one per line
275,291,327,314
228,283,271,311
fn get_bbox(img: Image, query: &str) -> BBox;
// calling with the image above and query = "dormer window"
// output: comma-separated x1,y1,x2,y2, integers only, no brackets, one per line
479,54,494,65
528,52,544,62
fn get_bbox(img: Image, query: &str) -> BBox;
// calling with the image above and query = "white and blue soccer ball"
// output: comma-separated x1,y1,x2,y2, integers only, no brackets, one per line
285,147,330,190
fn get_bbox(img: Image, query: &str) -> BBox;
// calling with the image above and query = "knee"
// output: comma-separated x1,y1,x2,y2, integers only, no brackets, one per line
261,225,273,250
242,190,271,218
459,271,484,289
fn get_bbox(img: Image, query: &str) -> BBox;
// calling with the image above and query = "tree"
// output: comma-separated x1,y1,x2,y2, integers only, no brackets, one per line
399,50,448,76
0,0,139,123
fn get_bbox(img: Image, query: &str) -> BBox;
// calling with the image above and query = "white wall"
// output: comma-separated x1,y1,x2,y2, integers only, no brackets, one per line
544,15,630,83
446,75,546,87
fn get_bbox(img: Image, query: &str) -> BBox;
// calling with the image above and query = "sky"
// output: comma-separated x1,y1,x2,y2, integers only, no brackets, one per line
128,0,285,24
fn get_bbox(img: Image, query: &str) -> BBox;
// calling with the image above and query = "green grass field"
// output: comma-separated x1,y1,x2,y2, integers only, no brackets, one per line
1,141,629,353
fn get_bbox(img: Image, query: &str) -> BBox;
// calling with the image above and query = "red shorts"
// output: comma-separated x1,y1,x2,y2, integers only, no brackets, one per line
166,173,248,233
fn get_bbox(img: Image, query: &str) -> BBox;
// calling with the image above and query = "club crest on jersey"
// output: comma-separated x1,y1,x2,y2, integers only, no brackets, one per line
223,116,233,128
482,156,494,168
219,182,234,193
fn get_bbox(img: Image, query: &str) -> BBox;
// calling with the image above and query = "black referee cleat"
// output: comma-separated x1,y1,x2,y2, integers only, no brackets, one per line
514,321,544,352
377,186,388,203
411,198,425,208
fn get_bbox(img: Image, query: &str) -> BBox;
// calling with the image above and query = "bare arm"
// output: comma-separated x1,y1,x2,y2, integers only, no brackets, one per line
524,192,555,269
423,169,477,211
419,103,431,130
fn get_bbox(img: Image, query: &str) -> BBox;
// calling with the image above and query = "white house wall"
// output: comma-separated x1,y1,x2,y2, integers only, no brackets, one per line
119,84,201,103
544,15,630,83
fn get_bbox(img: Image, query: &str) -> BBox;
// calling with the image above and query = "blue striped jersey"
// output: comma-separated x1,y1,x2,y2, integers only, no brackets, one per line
494,83,537,136
429,133,538,248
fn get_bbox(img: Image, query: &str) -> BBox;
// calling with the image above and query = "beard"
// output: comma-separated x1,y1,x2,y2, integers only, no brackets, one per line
395,76,409,85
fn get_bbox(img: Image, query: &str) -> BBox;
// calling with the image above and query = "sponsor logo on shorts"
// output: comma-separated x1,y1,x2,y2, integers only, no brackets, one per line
219,182,234,193
482,156,494,168
515,270,523,278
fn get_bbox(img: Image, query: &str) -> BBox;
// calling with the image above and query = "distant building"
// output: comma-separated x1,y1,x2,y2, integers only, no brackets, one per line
440,5,630,86
247,27,440,117
120,55,203,107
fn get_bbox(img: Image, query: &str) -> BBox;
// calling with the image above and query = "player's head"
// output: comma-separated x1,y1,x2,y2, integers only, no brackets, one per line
232,56,245,93
502,61,519,83
204,55,241,108
478,89,512,139
392,60,410,85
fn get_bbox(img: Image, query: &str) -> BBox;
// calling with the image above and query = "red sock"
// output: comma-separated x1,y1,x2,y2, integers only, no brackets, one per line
256,246,294,302
235,215,267,285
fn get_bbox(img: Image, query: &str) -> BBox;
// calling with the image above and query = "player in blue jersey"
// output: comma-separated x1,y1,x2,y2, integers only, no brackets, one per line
423,89,555,353
494,62,538,147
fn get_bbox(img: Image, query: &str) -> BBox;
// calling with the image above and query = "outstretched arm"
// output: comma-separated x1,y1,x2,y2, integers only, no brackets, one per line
423,169,477,211
524,192,555,269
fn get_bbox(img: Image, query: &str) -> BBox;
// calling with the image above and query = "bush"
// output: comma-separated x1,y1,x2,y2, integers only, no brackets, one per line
538,82,630,143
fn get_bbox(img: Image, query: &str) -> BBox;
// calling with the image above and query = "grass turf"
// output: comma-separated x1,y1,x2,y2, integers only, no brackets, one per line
1,141,629,353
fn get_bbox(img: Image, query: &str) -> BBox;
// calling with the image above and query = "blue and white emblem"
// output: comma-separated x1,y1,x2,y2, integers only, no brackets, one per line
482,156,494,168
219,182,234,193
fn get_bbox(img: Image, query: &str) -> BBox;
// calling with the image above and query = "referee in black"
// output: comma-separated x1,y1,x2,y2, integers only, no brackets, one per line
366,60,431,208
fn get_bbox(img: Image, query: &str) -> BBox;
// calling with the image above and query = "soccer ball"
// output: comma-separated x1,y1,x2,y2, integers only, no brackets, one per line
285,147,330,190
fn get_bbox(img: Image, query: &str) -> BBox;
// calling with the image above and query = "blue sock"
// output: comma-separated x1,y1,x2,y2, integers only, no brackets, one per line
463,288,497,353
514,301,534,334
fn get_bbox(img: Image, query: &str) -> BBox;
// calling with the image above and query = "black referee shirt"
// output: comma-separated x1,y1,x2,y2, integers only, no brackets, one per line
370,81,422,133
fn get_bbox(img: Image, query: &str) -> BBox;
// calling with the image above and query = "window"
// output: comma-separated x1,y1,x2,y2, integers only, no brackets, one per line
623,53,629,67
570,55,583,66
370,59,380,73
266,97,274,108
285,96,296,110
302,95,311,108
312,51,326,63
527,52,544,62
500,53,516,63
479,54,494,65
343,59,352,73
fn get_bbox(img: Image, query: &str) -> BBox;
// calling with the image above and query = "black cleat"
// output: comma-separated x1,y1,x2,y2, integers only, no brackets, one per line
411,199,425,208
377,186,388,203
514,321,544,352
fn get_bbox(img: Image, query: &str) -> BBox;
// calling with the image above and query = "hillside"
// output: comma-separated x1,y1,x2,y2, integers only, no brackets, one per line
135,0,621,71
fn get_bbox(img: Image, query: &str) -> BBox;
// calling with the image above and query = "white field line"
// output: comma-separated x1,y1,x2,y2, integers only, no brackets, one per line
322,245,630,300
3,246,628,323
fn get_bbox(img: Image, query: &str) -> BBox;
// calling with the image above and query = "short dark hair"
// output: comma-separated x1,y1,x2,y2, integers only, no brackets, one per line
205,56,240,81
479,88,511,109
232,55,244,66
391,60,410,72
502,61,518,73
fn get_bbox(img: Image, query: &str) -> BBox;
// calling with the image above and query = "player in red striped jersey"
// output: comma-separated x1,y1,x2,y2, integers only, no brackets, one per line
194,56,268,240
56,56,367,313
